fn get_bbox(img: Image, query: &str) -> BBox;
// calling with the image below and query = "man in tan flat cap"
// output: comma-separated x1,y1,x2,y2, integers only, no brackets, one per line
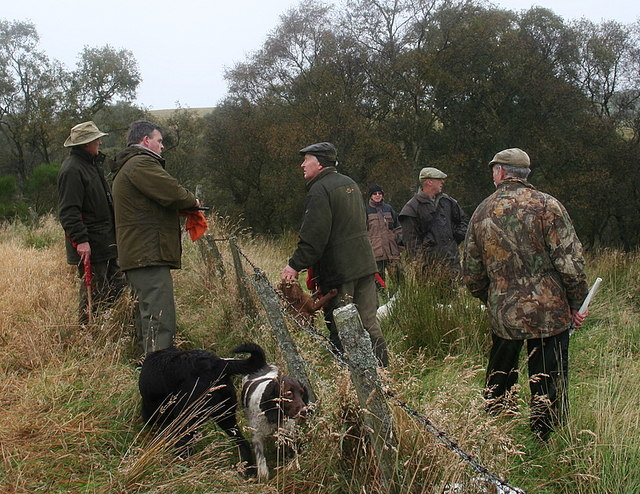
462,147,589,441
399,166,468,278
57,121,126,324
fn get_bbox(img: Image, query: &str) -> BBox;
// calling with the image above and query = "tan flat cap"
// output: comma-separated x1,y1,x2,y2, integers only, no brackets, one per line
419,167,447,180
489,148,530,167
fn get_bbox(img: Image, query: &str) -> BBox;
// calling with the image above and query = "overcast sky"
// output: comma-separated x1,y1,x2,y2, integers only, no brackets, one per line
4,0,639,110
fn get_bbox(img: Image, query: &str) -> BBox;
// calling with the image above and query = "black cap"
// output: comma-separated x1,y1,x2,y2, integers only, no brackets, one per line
368,184,384,196
299,142,337,161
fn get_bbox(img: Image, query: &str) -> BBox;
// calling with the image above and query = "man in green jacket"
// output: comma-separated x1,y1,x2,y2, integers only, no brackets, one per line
57,121,126,324
399,167,468,279
281,142,389,366
112,120,199,355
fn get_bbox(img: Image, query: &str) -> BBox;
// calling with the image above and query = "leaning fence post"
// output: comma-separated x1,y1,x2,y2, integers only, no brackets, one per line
229,236,256,315
334,304,398,493
251,270,317,403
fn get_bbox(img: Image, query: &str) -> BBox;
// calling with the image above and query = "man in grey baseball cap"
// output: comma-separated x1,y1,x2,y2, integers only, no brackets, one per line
399,166,468,278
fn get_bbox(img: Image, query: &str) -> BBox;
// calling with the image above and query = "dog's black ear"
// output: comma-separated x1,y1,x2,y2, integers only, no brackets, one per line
261,379,282,424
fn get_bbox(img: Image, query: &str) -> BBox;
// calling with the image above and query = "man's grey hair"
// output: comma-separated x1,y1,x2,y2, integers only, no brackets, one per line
127,120,163,146
495,164,531,179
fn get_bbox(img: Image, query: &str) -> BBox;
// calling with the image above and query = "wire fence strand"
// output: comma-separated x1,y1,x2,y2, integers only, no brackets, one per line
223,240,526,494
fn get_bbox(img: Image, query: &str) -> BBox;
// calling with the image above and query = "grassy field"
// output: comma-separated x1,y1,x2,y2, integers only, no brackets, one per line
0,215,638,493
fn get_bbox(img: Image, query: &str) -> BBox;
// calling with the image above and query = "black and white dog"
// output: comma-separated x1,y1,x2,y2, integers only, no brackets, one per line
138,343,266,473
241,364,310,480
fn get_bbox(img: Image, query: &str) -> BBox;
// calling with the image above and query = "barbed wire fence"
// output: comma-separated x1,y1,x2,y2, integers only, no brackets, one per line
200,234,526,494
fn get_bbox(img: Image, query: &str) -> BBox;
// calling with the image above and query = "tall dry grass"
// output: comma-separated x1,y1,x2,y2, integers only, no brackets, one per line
1,216,639,493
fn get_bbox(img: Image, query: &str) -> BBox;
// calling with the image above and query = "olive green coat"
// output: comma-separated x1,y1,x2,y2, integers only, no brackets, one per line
57,148,117,264
289,167,377,292
111,146,196,271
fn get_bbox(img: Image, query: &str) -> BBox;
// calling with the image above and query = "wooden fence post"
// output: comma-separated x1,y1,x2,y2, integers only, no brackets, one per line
251,270,317,403
334,304,398,493
198,233,226,280
229,236,256,316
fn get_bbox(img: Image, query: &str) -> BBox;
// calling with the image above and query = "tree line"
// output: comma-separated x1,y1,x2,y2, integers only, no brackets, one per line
1,0,639,248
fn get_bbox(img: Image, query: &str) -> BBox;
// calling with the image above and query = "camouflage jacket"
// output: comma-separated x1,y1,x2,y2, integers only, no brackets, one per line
462,178,588,340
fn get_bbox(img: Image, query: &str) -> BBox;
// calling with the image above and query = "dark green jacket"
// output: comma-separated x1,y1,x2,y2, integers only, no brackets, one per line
399,191,468,270
289,167,377,292
111,145,196,271
57,148,117,264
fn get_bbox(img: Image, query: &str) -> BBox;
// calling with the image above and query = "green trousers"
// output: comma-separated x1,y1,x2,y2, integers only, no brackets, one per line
323,274,389,367
125,266,176,355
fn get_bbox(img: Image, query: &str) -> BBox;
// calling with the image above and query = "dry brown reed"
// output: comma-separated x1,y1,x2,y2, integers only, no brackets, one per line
3,215,638,493
0,217,76,373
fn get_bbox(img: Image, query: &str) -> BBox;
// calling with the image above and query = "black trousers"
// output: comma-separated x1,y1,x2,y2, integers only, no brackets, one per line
485,330,569,438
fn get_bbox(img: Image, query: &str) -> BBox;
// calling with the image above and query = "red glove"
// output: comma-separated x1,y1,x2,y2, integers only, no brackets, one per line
306,267,316,291
374,272,386,289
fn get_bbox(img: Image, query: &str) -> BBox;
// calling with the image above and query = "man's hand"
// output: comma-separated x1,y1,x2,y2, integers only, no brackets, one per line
571,309,588,329
76,242,91,264
280,265,298,282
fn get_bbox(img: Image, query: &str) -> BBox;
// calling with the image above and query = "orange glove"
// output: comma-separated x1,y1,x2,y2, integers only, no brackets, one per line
180,210,208,241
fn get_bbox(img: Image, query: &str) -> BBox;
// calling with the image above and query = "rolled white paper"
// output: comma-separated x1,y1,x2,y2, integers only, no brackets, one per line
578,277,602,315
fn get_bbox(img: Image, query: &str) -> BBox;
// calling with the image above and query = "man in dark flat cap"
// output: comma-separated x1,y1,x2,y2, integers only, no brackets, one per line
281,142,389,366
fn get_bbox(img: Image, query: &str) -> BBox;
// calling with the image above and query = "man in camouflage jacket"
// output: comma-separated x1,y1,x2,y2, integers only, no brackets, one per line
462,148,588,440
281,142,389,366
